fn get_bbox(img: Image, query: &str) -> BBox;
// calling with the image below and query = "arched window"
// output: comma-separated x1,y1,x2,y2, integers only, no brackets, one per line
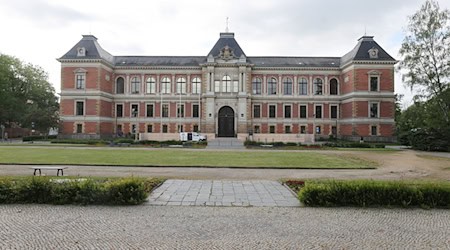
283,77,293,95
116,77,125,94
192,77,201,94
313,78,323,95
298,78,307,95
222,75,231,92
131,77,140,94
146,77,156,94
252,78,262,95
176,77,186,94
161,77,171,94
330,78,338,95
268,77,277,95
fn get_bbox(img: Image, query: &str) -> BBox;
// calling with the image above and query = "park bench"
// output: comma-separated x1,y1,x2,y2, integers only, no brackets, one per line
30,167,68,176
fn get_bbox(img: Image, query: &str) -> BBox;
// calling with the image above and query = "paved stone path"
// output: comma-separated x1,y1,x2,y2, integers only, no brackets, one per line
148,180,300,207
1,205,449,249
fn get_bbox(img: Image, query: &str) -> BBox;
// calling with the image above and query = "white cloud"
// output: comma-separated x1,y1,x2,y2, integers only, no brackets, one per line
0,0,449,108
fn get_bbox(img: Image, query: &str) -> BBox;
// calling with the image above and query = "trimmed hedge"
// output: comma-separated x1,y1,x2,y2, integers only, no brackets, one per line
324,142,385,148
297,180,450,208
23,135,58,142
0,177,164,205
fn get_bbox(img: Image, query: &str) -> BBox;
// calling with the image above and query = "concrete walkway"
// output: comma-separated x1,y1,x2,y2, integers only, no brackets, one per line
148,179,300,207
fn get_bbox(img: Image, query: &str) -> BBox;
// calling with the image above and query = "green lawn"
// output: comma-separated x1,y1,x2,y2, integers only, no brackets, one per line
0,147,377,169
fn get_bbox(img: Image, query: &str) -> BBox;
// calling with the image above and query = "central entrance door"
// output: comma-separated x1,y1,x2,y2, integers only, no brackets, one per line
218,106,235,137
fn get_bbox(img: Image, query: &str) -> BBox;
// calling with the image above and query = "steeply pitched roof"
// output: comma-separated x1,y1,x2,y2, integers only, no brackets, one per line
59,35,114,63
340,36,396,66
207,32,246,57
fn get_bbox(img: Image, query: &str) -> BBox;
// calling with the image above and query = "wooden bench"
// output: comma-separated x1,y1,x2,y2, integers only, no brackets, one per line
30,167,68,176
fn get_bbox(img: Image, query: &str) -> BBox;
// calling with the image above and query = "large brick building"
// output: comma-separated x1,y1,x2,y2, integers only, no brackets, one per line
58,32,397,142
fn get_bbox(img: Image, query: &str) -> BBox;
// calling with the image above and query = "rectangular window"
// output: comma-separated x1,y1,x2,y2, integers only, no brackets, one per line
315,105,322,118
370,77,379,91
332,126,337,135
331,105,338,119
285,126,291,134
214,81,220,92
299,80,308,95
76,74,85,89
76,124,83,133
254,125,260,133
193,125,199,132
233,81,239,93
76,101,84,116
269,105,276,118
284,105,291,118
147,124,153,133
269,125,275,134
162,125,168,133
146,104,154,117
371,125,377,136
253,105,261,118
178,125,183,132
299,105,307,118
193,104,199,118
177,104,184,118
162,104,169,118
316,126,321,134
300,125,306,134
131,124,137,134
370,103,379,118
116,104,123,117
131,104,138,117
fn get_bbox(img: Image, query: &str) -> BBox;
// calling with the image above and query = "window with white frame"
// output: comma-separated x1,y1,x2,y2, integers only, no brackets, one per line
193,104,199,118
315,126,321,134
283,77,293,95
176,77,186,94
315,105,322,118
314,78,323,95
299,78,308,95
146,104,154,117
193,125,199,132
177,104,184,118
370,102,379,118
162,104,169,117
268,77,277,95
330,78,338,95
75,74,85,89
330,105,338,119
146,77,156,94
300,125,306,134
131,77,140,94
214,80,220,92
370,76,379,91
285,125,291,134
284,105,291,118
252,78,262,95
254,125,260,133
161,77,171,94
162,124,168,133
76,124,83,133
75,101,84,116
192,77,201,94
222,75,231,92
131,104,139,117
116,104,123,117
371,125,377,136
269,125,275,133
116,77,125,94
269,105,276,118
299,105,307,118
147,124,153,133
253,104,261,118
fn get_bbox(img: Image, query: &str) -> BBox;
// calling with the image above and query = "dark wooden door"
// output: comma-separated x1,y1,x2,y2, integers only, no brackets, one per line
218,106,235,137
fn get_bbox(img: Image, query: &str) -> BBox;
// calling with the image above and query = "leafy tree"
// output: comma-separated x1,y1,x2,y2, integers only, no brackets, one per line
0,54,59,134
398,0,450,122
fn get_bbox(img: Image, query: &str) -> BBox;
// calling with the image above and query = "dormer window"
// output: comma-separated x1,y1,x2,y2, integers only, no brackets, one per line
368,47,379,59
77,47,86,57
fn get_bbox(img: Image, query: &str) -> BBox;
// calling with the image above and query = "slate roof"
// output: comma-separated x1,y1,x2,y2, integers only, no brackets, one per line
340,36,396,66
59,34,396,68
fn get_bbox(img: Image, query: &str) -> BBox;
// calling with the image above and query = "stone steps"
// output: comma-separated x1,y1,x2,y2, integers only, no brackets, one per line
206,138,245,150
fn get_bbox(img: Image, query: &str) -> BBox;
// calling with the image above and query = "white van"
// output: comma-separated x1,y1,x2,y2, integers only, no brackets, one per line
180,132,207,142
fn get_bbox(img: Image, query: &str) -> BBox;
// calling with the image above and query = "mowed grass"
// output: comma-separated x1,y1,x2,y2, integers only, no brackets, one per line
0,147,377,169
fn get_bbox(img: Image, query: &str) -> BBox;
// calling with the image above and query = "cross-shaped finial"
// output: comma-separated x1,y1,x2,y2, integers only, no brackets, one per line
226,17,229,32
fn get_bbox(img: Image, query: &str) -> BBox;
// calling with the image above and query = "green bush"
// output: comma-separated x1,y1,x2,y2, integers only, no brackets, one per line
298,180,450,208
23,135,57,142
51,139,107,145
324,142,385,148
0,177,164,205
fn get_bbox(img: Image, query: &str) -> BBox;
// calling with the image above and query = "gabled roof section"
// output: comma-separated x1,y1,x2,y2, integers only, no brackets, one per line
207,32,246,57
340,36,396,66
59,35,114,64
114,56,206,67
249,57,340,68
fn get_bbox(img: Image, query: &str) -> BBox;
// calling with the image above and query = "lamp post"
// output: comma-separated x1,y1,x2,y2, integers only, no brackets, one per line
132,108,138,142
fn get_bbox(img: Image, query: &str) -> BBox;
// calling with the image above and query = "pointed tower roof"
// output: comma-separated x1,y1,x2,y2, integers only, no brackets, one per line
58,35,114,64
340,36,396,66
207,32,246,58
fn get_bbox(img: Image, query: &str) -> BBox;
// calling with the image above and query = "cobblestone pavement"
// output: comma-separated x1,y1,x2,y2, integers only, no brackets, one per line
148,180,300,207
0,205,449,249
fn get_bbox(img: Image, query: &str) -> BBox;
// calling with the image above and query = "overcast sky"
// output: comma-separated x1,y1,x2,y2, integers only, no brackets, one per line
1,0,449,108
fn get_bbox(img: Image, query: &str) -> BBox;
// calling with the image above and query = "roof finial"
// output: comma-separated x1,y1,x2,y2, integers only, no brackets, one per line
225,17,229,32
364,25,367,36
